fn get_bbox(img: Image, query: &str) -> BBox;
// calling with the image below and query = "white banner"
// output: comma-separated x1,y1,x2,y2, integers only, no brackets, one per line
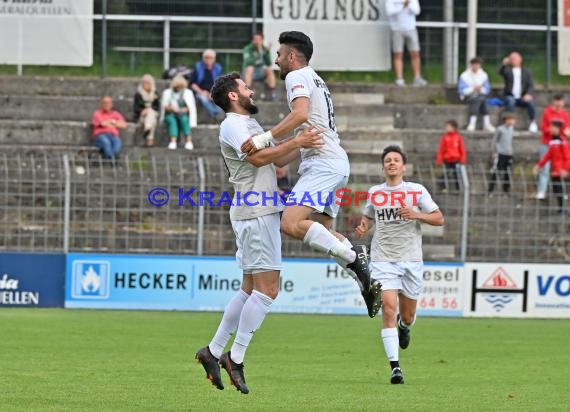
558,0,570,75
262,0,391,71
464,263,570,318
418,263,464,317
0,0,93,66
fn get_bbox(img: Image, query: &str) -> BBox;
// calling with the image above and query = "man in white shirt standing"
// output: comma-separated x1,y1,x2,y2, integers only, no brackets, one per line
239,31,383,318
499,51,538,132
385,0,427,87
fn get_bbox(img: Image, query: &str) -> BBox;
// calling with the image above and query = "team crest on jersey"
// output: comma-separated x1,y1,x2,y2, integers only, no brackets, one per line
291,84,305,92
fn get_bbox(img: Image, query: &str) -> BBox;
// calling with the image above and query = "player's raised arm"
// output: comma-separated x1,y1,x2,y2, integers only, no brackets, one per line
240,96,310,155
246,125,323,167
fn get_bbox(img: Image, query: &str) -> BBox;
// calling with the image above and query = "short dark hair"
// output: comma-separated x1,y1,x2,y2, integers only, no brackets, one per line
211,72,241,112
470,56,483,65
551,119,564,129
278,31,313,62
446,119,458,130
553,94,565,101
253,31,264,38
381,145,407,165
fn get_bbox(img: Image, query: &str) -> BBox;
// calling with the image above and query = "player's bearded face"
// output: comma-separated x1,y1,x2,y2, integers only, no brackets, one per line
276,45,291,80
238,91,258,115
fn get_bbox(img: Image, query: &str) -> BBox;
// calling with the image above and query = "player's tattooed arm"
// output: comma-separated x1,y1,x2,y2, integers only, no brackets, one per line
398,208,444,226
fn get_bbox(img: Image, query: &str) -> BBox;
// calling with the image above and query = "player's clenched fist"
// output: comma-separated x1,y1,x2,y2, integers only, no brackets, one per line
397,207,418,220
355,217,371,237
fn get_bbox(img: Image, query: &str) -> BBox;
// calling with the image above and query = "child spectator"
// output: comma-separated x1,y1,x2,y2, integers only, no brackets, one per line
160,75,197,150
488,112,516,196
91,96,126,160
458,57,494,132
436,120,467,191
534,120,570,214
133,74,160,147
536,94,570,199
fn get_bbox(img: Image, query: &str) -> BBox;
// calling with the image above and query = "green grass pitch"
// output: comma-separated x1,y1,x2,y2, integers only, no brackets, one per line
1,309,569,411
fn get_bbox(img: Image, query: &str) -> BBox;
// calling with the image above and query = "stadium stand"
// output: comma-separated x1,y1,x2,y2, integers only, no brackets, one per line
0,76,569,262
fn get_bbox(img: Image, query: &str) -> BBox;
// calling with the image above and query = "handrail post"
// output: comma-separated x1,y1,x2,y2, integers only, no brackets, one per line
460,164,470,262
197,157,205,255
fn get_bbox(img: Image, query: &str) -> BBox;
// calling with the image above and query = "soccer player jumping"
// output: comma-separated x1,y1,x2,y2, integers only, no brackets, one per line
196,73,323,394
356,146,444,384
240,31,382,317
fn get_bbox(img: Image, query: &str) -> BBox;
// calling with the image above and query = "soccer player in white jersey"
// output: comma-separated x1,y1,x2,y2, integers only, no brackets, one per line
195,73,323,394
240,31,382,317
356,145,444,384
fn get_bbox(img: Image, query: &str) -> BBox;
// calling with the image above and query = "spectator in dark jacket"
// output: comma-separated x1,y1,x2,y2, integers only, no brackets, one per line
436,120,467,191
133,74,160,147
190,49,223,119
534,120,570,213
499,52,537,132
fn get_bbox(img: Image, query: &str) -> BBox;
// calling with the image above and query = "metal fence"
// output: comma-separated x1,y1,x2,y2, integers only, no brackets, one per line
2,151,569,263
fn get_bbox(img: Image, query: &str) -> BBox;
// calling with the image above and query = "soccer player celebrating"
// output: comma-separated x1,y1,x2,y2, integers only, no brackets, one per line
240,31,382,317
356,146,444,384
195,73,323,394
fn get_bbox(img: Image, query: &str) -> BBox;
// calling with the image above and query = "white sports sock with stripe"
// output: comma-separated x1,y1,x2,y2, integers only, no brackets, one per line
230,290,273,364
208,289,249,359
381,328,399,361
303,222,356,263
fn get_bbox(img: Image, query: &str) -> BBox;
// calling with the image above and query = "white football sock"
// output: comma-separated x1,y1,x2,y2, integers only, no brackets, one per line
303,222,356,263
398,315,416,329
381,328,399,361
208,289,249,359
334,238,361,287
230,290,273,364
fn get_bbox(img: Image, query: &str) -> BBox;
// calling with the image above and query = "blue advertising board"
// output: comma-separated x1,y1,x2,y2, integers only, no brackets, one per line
0,253,65,307
65,253,464,316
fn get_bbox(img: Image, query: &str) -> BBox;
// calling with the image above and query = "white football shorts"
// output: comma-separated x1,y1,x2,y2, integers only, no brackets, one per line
370,261,424,300
288,158,349,218
232,212,282,273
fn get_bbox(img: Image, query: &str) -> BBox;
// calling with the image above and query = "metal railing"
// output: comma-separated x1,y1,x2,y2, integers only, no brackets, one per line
2,151,568,263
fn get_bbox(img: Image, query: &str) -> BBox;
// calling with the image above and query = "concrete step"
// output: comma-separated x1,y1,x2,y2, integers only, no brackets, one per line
0,75,566,106
0,120,542,163
0,94,393,130
378,104,544,130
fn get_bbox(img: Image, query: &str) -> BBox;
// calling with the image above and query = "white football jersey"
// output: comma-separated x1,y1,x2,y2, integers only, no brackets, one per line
219,113,283,221
285,66,348,162
363,181,439,262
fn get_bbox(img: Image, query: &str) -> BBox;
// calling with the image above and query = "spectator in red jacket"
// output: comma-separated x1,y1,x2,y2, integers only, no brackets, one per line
536,94,570,199
91,96,126,159
436,120,467,191
534,120,570,213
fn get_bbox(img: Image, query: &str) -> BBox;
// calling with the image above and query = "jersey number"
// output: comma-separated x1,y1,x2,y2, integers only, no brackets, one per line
324,90,337,131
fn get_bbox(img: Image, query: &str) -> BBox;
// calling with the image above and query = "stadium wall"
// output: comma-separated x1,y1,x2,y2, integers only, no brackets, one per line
2,252,568,317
